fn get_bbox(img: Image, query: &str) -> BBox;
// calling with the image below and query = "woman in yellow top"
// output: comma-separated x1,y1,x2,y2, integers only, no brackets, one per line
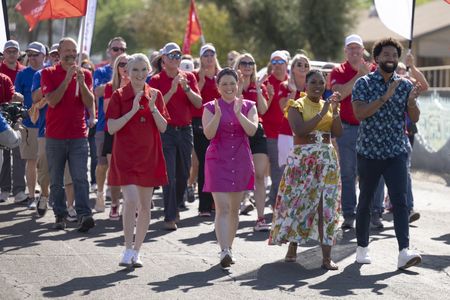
268,69,343,270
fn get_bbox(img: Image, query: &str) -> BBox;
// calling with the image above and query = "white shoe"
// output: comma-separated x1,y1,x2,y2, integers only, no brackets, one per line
119,249,135,267
36,196,48,217
132,250,143,268
14,191,28,203
398,248,422,270
356,246,372,264
90,183,97,193
95,192,105,212
28,197,38,209
66,207,78,222
220,248,233,269
0,191,9,202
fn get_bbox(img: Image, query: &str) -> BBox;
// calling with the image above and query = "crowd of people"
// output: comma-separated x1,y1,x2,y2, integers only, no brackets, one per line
0,33,428,270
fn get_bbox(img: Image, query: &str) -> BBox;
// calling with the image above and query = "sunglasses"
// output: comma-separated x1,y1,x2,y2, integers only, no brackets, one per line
239,61,255,67
27,53,40,58
167,53,182,60
202,53,215,58
111,47,126,52
271,59,286,65
296,62,309,68
118,62,127,68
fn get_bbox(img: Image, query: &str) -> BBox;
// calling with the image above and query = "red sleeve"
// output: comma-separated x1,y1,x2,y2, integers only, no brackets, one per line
104,83,113,99
260,83,269,101
105,90,122,120
186,72,200,94
329,66,342,88
278,82,290,98
4,76,14,101
148,74,159,90
41,68,54,96
154,89,171,122
84,69,93,91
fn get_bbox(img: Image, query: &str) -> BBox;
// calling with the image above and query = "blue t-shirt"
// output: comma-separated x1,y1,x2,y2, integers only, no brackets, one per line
15,66,40,128
31,70,48,138
352,69,413,160
93,64,112,132
0,114,9,133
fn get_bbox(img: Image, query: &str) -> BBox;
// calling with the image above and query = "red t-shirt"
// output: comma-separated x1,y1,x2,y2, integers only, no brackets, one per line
0,73,14,103
192,71,220,118
261,73,288,139
149,70,200,126
41,63,93,139
278,83,303,135
106,83,170,187
242,82,268,123
0,62,25,84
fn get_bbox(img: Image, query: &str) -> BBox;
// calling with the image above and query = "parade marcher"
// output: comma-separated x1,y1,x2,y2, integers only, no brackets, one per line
352,37,422,269
192,43,221,217
0,40,27,204
107,53,169,267
41,37,95,232
234,53,270,231
149,42,202,230
94,37,127,212
15,42,46,209
269,69,342,270
202,68,258,269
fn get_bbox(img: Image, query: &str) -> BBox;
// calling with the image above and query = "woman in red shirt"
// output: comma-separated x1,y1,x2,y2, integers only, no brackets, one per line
106,53,170,268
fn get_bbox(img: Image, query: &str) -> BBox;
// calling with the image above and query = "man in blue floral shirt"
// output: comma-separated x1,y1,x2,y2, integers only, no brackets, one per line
351,37,422,270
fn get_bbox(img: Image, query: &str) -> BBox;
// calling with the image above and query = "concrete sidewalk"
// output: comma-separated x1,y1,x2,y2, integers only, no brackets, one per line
1,171,450,299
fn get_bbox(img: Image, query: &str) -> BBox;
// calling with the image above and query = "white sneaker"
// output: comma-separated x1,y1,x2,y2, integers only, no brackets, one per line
66,207,78,222
28,197,38,209
90,183,97,193
356,246,372,264
220,248,233,269
0,191,9,202
398,248,422,270
132,250,143,268
119,248,135,267
14,191,28,203
95,192,105,212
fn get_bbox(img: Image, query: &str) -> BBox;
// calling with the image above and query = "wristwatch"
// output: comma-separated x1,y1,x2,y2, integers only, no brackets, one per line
184,86,191,93
151,107,157,114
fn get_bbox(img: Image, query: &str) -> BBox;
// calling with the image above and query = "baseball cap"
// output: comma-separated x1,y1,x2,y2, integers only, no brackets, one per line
345,34,364,47
26,42,46,55
200,44,216,57
3,40,20,52
162,42,181,55
49,43,59,54
270,50,288,62
180,59,194,72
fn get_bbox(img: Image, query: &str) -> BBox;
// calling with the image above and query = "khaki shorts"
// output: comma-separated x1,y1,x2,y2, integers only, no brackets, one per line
37,138,49,188
20,127,39,160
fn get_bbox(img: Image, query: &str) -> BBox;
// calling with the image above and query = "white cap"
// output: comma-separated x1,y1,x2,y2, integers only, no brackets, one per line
270,50,288,62
49,43,59,54
162,42,181,55
26,42,46,55
180,59,194,72
200,44,216,56
345,34,363,47
3,40,20,52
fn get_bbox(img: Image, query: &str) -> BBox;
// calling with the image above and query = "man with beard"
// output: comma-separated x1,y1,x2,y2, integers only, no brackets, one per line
351,37,422,269
41,38,95,232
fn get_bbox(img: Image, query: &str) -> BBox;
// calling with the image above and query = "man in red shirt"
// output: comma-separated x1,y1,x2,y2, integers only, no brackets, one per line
41,37,95,232
149,42,202,230
262,50,288,208
0,40,27,204
330,34,373,229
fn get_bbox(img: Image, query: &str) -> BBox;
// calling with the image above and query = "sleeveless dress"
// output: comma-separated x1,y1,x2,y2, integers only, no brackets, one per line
203,98,255,192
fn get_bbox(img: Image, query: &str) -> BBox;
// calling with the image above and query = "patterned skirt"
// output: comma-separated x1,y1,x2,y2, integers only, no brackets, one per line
269,142,341,246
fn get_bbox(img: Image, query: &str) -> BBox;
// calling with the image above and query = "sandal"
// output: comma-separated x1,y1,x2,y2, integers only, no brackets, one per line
284,242,297,262
322,258,338,270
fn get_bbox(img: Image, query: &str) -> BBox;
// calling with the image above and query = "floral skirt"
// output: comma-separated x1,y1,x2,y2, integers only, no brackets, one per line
269,143,341,246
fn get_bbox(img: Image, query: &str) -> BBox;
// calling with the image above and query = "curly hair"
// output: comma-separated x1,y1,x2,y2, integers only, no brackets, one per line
372,37,403,59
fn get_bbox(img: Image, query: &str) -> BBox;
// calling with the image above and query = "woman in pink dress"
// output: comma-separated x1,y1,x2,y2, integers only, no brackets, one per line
202,68,259,269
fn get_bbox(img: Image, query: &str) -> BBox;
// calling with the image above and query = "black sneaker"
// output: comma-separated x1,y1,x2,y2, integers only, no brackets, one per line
53,216,66,230
186,186,195,203
78,215,95,233
341,216,355,229
370,213,384,229
36,196,48,217
409,210,420,224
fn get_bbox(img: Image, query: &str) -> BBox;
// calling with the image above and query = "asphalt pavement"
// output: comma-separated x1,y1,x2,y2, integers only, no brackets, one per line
1,171,450,300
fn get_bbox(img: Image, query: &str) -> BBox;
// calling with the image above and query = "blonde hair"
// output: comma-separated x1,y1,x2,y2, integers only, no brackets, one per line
111,53,129,91
198,52,221,74
287,54,310,90
233,53,257,83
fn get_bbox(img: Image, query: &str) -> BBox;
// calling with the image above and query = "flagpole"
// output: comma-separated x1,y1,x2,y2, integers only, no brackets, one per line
2,0,10,40
62,19,66,37
76,16,86,97
408,0,416,50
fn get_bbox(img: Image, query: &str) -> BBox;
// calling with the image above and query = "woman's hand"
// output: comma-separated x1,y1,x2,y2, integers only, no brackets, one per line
266,83,274,99
76,67,85,84
408,82,421,102
170,75,181,92
234,96,243,116
327,91,342,112
148,89,157,111
132,91,143,113
214,98,222,118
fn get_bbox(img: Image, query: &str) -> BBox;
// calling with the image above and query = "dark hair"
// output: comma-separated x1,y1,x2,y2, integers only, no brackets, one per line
305,69,324,83
107,36,126,48
372,37,403,59
216,67,238,84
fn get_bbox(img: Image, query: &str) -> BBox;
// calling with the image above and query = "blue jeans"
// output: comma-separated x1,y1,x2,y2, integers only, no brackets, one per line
356,153,410,250
267,138,283,207
88,133,97,185
161,125,193,222
336,124,358,218
372,177,385,214
46,138,91,219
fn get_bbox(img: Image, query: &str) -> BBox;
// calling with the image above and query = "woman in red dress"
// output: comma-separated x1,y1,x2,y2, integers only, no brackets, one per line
106,53,170,268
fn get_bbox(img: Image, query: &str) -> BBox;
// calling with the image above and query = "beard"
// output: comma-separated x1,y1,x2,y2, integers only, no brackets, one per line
379,61,398,73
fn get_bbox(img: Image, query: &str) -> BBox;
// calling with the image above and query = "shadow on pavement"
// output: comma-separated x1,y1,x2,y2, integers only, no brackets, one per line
41,269,137,297
431,233,450,245
148,265,229,293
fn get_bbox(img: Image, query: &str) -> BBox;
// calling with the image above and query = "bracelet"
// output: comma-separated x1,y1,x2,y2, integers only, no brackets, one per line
184,86,191,93
151,107,157,114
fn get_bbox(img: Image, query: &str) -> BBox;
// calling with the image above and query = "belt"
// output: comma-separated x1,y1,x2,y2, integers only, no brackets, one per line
168,124,191,131
296,133,331,144
341,120,359,126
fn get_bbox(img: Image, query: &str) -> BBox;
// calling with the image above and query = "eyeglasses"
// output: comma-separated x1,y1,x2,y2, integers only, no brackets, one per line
111,47,126,52
239,61,255,67
271,59,286,65
27,53,40,58
296,62,309,68
118,62,127,68
202,53,215,58
167,53,182,60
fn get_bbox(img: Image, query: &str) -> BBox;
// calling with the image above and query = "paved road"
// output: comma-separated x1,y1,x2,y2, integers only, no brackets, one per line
1,171,450,299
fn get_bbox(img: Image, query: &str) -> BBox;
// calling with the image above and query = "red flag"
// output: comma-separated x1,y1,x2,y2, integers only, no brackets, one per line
15,0,87,31
182,0,203,54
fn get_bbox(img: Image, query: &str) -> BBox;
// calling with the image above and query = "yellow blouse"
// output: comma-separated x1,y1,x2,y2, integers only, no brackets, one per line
286,95,336,132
